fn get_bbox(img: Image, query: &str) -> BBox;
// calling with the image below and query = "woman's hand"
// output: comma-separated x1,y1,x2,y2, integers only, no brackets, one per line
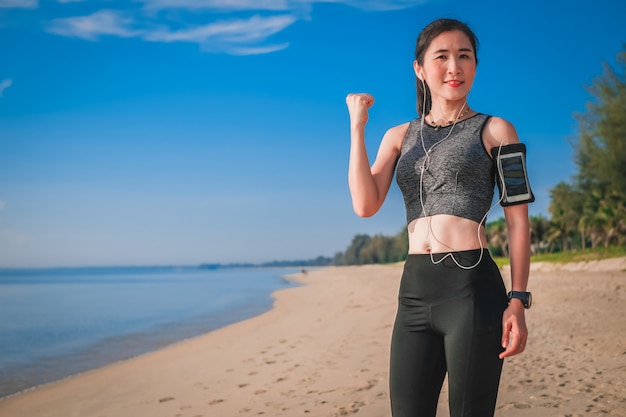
346,93,374,129
499,301,528,359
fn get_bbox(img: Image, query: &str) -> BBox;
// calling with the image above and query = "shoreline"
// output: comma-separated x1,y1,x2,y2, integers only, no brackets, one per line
0,270,303,402
1,260,625,416
0,266,299,400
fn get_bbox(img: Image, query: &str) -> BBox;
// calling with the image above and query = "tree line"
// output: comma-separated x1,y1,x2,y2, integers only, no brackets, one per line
332,49,625,266
547,49,626,251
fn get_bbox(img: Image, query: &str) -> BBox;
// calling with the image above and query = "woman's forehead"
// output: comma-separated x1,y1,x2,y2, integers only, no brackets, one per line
427,30,473,53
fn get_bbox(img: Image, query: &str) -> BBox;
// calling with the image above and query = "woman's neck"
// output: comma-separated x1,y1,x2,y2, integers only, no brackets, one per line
427,100,470,129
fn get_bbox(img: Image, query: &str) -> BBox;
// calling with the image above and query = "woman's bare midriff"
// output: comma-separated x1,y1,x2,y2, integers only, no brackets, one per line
407,214,488,254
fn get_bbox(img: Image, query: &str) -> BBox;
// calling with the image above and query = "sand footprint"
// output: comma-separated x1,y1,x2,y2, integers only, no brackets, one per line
281,389,296,396
208,399,225,405
193,382,209,391
159,396,175,403
498,401,532,410
352,379,378,393
334,400,365,416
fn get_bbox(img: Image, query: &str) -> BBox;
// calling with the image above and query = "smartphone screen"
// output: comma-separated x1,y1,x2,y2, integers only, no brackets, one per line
498,152,531,202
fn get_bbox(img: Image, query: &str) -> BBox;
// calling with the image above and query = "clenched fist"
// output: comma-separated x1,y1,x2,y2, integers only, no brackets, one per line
346,93,375,128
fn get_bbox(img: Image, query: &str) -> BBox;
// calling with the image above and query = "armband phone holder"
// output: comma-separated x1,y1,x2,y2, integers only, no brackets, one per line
491,143,535,206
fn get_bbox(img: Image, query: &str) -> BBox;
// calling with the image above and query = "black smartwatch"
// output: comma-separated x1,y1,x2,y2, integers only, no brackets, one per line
507,291,532,309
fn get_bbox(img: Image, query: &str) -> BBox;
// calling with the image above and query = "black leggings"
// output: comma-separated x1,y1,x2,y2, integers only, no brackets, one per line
389,249,508,417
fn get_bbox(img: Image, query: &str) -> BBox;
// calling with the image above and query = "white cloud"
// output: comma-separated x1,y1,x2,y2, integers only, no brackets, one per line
47,11,296,55
47,10,140,40
143,14,296,51
141,0,292,11
139,0,420,12
0,0,37,8
315,0,426,11
44,0,421,54
225,42,289,55
0,79,12,96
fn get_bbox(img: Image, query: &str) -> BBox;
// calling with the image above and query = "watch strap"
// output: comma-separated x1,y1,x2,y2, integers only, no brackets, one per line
508,291,532,309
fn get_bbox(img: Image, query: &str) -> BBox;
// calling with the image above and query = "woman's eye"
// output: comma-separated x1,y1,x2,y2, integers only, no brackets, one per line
436,55,446,60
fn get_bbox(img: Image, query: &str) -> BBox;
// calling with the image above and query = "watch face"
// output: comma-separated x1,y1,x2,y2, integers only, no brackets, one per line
526,292,532,308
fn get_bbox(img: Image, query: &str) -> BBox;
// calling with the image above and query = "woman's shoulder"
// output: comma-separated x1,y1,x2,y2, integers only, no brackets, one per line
381,121,412,147
481,115,520,148
369,121,413,159
386,120,413,135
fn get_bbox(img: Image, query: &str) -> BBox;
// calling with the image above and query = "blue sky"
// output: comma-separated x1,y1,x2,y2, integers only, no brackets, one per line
0,0,624,267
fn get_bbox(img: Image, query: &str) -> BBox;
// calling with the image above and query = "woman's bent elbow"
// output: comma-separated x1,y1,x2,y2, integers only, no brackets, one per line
352,202,378,218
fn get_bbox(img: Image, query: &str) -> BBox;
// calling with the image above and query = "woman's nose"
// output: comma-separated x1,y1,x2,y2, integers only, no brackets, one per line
447,58,462,74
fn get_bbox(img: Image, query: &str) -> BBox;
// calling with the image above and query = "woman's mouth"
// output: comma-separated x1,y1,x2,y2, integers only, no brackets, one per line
445,80,463,87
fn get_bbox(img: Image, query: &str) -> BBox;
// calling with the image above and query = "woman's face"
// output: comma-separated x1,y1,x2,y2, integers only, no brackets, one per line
415,30,476,104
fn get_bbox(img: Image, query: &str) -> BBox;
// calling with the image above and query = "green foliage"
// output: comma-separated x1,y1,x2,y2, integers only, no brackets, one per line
549,48,626,250
260,256,333,267
334,229,408,265
529,246,626,263
490,256,512,270
494,246,626,267
548,182,585,251
485,217,508,257
529,215,550,254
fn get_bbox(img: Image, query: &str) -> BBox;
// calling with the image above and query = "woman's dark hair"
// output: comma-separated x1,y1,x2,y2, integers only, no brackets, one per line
415,18,479,116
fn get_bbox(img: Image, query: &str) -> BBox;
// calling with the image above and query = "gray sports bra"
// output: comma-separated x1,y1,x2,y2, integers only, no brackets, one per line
395,113,495,225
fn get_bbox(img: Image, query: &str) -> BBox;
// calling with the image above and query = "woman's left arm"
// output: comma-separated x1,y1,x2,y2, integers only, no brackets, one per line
499,203,530,359
483,116,531,359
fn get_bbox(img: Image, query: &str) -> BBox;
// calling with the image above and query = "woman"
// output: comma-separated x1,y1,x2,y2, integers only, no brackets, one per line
346,18,531,417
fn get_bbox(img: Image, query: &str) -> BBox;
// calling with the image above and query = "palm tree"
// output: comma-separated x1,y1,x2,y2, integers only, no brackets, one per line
486,218,508,257
529,215,550,254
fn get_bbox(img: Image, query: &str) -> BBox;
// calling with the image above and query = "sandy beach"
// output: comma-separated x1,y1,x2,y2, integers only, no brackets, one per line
1,258,625,417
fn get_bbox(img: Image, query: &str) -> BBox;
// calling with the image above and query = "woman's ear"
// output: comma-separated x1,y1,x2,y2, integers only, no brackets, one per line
414,60,424,80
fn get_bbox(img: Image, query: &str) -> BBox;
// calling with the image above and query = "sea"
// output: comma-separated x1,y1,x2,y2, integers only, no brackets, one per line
0,265,300,399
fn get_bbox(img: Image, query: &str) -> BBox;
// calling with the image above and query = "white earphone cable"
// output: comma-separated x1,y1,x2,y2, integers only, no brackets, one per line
417,77,506,269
